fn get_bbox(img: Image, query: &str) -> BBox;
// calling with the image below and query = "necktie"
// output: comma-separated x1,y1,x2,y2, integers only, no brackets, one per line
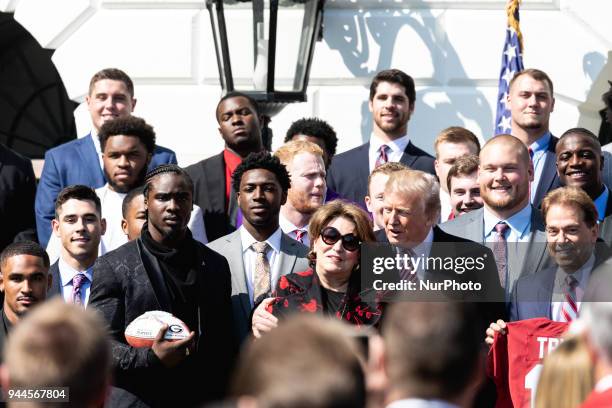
71,273,88,306
294,230,306,243
493,222,509,288
375,145,389,168
398,247,418,282
252,241,271,304
528,147,534,201
561,275,579,322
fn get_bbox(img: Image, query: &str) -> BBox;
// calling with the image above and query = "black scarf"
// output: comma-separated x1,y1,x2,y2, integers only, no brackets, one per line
140,223,199,332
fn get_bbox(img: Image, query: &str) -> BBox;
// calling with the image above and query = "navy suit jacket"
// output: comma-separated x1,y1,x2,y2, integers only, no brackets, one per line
532,135,560,208
327,141,435,205
35,134,177,247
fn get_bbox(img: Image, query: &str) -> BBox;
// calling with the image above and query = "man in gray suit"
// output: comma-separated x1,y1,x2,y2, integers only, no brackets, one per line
207,152,309,343
441,135,548,295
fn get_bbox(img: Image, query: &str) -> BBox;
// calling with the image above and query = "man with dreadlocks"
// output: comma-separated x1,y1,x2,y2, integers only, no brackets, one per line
89,164,236,407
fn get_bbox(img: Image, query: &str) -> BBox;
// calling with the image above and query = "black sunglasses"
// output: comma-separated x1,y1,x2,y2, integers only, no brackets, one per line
320,227,361,252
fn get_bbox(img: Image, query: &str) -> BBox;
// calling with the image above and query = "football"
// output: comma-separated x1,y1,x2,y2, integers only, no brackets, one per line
125,311,191,348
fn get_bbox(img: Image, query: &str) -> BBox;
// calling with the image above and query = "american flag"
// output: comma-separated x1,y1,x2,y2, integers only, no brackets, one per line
495,0,524,135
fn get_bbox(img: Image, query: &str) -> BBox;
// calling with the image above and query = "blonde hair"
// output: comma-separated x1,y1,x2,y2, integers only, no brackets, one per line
274,140,324,166
5,299,111,407
434,126,480,158
385,169,441,222
534,336,594,408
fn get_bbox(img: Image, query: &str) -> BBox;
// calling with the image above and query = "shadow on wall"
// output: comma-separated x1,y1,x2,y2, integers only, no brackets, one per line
324,0,493,151
578,50,610,144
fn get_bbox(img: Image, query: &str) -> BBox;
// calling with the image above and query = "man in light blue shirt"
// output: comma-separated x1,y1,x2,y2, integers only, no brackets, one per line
507,69,560,207
441,135,548,295
48,185,105,307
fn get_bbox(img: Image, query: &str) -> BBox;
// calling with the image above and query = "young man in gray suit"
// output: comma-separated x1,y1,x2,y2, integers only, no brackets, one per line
207,152,309,344
441,134,549,295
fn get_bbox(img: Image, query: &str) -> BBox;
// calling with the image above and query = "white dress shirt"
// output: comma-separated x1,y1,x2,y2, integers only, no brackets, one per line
439,190,452,222
240,226,283,306
279,213,309,246
58,257,94,306
551,254,594,322
395,228,434,281
368,133,410,173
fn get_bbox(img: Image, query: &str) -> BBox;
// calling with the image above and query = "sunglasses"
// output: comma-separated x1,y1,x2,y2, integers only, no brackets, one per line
320,227,361,252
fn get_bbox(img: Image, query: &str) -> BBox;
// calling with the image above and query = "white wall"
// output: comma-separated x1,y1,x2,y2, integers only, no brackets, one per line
2,0,611,165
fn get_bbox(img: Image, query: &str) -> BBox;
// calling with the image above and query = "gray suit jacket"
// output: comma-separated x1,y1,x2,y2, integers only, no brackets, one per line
440,206,549,289
207,229,310,343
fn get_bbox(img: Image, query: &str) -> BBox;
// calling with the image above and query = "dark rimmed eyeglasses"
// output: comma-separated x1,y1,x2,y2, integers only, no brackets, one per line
320,226,361,252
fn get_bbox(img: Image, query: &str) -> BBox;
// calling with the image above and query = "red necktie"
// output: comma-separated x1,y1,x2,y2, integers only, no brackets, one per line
561,275,579,322
294,230,306,243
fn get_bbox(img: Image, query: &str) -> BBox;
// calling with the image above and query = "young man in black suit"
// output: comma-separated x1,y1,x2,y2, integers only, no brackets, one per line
326,69,435,205
89,164,235,407
185,92,265,242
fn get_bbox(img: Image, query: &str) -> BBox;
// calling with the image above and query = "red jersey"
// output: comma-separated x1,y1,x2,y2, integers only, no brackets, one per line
488,318,569,408
580,388,612,408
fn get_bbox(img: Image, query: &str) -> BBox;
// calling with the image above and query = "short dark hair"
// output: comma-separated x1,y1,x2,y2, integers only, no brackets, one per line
384,302,482,400
369,69,416,105
98,116,156,153
231,152,291,194
0,241,50,269
215,91,260,122
559,127,602,151
88,68,134,98
143,164,194,199
55,185,102,219
122,186,145,218
284,117,338,158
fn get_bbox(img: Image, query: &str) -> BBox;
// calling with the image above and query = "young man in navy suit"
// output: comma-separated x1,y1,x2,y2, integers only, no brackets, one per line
35,68,177,247
326,69,435,205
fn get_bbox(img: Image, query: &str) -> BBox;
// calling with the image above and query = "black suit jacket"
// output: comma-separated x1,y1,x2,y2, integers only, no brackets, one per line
185,153,237,242
327,141,435,205
373,227,506,314
0,143,37,251
47,262,62,299
88,239,236,407
0,311,10,365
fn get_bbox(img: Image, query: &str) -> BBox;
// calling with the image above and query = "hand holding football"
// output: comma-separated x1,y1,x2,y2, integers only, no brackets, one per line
125,311,190,348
